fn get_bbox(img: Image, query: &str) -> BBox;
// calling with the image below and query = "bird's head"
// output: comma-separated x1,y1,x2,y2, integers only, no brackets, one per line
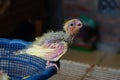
64,19,83,36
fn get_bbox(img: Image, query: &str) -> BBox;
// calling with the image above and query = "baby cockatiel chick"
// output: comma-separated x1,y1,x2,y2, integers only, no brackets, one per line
0,71,10,80
63,19,83,44
15,19,83,69
64,19,82,37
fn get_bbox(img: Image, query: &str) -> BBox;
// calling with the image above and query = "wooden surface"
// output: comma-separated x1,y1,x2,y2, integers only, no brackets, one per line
62,49,120,69
100,53,120,69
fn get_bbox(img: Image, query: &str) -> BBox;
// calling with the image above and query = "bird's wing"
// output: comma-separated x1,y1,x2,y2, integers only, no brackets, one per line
25,41,68,61
46,41,68,61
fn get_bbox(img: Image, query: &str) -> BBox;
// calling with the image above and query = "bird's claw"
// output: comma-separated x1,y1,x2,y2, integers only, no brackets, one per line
46,61,59,71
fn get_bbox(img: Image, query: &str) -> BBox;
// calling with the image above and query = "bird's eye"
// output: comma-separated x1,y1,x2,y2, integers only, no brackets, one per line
70,23,74,26
77,23,81,26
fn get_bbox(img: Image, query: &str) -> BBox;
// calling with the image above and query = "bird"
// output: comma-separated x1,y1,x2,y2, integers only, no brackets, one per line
0,71,10,80
15,19,83,70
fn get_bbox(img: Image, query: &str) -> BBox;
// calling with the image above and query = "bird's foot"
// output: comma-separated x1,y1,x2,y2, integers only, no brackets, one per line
46,61,59,71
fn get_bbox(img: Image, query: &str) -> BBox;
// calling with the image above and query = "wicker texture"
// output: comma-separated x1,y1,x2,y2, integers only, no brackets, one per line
0,38,57,80
50,60,120,80
50,60,90,80
85,66,120,80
